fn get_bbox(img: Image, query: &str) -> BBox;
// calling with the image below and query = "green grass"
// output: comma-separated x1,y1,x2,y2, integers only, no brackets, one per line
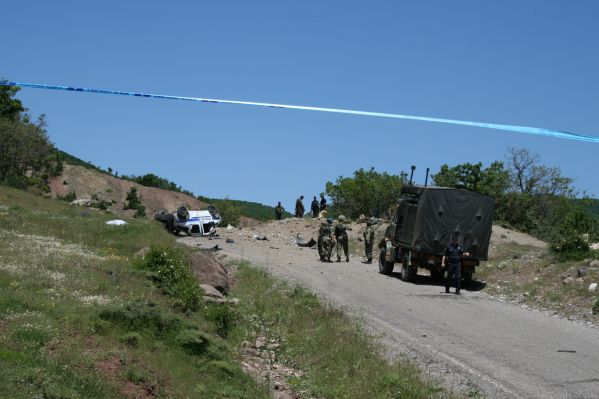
0,185,269,398
0,185,450,398
230,262,451,399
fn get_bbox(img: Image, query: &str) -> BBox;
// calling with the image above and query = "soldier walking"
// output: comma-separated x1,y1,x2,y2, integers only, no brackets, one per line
311,196,320,218
441,234,470,295
295,195,305,218
363,217,377,263
318,218,335,262
334,215,351,262
274,201,285,220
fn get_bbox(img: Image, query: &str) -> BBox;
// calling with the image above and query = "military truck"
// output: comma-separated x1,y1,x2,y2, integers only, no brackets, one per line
378,185,495,283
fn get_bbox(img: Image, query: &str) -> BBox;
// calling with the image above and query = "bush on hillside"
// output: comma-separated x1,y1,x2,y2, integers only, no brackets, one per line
325,167,406,219
123,187,146,218
216,198,241,226
139,246,202,311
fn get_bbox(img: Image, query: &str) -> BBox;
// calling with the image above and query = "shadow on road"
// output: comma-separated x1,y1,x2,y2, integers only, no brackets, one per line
387,271,487,292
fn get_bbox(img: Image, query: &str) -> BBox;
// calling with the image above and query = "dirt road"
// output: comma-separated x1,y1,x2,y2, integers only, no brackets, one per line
181,221,599,398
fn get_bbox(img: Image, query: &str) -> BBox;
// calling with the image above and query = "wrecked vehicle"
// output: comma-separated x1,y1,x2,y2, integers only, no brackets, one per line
378,185,495,283
154,205,221,236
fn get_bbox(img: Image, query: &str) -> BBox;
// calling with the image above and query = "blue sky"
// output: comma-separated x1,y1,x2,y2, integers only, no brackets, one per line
2,1,598,209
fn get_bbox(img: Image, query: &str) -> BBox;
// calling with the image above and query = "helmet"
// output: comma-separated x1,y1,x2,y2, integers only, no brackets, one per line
338,215,346,222
326,218,333,224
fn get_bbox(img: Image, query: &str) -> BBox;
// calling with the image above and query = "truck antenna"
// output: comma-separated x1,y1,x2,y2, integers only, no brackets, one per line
409,165,416,185
425,168,430,187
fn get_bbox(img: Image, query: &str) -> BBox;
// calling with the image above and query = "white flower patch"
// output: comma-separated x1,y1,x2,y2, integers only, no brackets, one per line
79,294,112,306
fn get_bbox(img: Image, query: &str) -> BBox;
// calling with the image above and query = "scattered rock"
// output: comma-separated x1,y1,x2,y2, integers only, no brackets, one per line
71,198,92,207
200,284,224,299
255,338,266,349
588,283,598,292
578,268,588,277
563,277,575,285
226,238,235,244
589,260,599,268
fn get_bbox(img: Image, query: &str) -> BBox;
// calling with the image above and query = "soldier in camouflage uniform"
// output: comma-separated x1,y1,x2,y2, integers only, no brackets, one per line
363,217,377,263
318,218,334,262
334,215,351,262
274,202,285,220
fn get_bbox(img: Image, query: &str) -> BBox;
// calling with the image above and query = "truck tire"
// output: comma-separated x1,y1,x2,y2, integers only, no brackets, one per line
401,253,417,282
378,249,394,275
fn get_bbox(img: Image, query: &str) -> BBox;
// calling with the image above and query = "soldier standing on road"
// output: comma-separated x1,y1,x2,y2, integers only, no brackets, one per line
319,194,327,211
295,195,305,218
311,196,320,218
318,218,335,262
362,217,377,264
274,202,285,220
441,234,470,295
334,215,351,262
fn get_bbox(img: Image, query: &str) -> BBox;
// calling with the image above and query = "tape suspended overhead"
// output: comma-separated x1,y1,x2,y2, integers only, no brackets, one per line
1,81,597,144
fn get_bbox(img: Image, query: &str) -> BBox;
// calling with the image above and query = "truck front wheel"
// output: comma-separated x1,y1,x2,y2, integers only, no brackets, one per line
378,249,394,275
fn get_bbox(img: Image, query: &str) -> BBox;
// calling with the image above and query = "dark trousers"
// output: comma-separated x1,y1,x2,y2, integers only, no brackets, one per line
446,262,461,292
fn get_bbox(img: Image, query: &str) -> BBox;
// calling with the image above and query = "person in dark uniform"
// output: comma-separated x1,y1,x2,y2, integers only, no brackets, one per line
311,196,320,218
441,234,470,295
319,194,327,211
295,195,305,218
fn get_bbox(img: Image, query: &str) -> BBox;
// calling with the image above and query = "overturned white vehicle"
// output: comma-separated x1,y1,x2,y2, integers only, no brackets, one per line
154,206,221,236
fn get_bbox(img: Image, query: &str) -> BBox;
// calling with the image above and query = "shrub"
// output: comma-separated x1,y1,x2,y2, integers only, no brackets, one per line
203,303,237,338
119,332,142,347
58,190,77,202
216,198,241,226
176,329,211,355
123,187,146,218
325,167,406,219
99,301,183,338
139,246,202,311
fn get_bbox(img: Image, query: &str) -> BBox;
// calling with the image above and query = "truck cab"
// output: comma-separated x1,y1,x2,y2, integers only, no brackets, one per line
379,185,495,283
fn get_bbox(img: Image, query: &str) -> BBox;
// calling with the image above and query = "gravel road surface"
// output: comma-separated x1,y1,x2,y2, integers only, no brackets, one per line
181,227,599,398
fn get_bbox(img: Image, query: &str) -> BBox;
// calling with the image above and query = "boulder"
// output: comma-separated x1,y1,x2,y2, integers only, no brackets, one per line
562,277,575,285
589,260,599,268
189,251,229,294
200,284,224,299
589,283,598,292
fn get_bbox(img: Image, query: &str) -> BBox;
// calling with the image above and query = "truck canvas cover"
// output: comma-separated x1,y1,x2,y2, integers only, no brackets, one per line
397,187,495,260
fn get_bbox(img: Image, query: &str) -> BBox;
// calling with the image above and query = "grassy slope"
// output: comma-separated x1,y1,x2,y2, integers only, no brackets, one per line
230,262,451,399
0,185,452,399
0,186,267,398
476,242,599,323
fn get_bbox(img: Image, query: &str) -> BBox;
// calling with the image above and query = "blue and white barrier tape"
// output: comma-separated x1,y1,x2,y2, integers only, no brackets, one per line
1,81,597,144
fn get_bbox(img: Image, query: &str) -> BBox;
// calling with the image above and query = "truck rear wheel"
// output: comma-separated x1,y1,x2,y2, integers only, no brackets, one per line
401,253,417,282
378,249,394,275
